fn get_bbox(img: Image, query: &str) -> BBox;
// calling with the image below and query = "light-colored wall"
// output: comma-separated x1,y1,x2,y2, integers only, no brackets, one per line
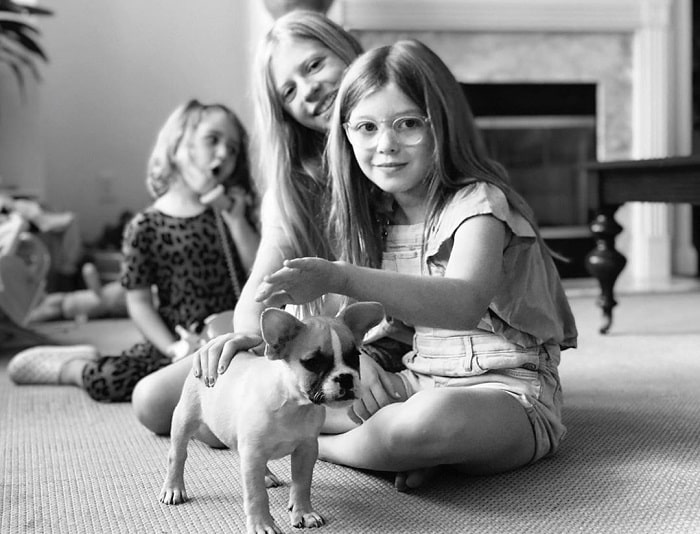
1,0,272,242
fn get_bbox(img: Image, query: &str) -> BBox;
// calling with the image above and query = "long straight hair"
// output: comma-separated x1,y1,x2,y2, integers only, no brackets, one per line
326,40,549,268
251,10,363,262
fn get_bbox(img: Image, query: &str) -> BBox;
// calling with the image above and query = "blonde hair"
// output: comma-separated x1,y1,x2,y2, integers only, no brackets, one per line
251,10,363,261
326,40,548,268
146,99,252,200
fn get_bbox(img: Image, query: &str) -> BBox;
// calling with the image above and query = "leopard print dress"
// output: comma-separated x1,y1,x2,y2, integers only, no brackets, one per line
82,207,245,402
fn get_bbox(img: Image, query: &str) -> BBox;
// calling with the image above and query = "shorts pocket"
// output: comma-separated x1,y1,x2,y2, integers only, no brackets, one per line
408,334,542,377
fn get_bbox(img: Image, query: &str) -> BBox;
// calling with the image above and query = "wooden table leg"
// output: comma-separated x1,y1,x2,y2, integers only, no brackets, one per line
585,207,627,334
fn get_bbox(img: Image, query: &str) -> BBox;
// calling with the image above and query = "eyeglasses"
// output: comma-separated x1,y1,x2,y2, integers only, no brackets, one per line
343,115,431,148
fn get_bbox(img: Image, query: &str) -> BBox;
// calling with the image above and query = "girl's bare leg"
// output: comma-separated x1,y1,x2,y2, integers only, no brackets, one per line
131,354,225,447
59,359,92,386
131,354,194,435
318,387,535,487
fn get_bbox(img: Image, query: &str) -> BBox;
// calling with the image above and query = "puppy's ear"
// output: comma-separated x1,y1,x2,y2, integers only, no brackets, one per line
338,302,385,345
260,308,305,360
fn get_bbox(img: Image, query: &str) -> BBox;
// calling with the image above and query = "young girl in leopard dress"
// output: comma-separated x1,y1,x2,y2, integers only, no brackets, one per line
9,99,260,402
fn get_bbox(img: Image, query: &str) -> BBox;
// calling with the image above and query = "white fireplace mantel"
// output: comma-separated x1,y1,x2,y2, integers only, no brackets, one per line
339,0,657,33
337,0,696,285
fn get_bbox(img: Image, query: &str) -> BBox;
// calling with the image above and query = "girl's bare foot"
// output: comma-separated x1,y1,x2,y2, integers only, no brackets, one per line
394,467,436,492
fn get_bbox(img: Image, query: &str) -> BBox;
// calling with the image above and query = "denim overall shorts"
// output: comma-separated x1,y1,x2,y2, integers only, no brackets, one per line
382,223,567,462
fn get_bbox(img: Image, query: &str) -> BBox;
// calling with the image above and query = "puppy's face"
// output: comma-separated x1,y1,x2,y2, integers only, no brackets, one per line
284,318,361,405
260,302,384,405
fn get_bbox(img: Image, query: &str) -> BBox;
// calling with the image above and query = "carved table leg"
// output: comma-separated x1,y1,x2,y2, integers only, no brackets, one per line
585,207,627,334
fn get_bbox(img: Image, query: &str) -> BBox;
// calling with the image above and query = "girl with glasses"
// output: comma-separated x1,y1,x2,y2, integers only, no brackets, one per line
255,40,578,490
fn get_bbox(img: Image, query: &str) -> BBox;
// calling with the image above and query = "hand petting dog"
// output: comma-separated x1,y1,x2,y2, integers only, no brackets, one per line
255,258,343,308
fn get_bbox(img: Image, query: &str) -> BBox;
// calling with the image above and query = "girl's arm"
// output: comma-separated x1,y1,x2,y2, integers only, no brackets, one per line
257,215,506,331
125,287,177,355
232,230,287,333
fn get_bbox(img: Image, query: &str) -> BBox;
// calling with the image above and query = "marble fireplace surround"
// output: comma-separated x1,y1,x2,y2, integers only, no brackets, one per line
336,0,694,287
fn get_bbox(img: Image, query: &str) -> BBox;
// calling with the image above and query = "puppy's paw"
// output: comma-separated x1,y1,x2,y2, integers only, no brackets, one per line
159,485,188,505
264,467,283,488
246,514,283,534
289,507,325,529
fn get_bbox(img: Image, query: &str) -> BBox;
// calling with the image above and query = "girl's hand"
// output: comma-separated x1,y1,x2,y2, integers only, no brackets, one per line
167,325,204,362
222,185,249,221
350,353,406,423
192,332,264,387
255,257,343,307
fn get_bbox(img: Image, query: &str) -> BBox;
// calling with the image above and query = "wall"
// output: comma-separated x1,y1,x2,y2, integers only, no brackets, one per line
0,70,45,198
1,0,274,243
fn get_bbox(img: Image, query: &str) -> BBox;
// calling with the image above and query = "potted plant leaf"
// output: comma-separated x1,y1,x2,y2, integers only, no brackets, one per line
0,0,53,93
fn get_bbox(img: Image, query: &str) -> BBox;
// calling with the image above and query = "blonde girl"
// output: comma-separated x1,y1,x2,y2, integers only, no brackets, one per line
9,100,259,404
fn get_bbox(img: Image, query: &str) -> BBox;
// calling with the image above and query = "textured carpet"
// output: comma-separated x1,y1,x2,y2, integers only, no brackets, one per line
1,291,700,533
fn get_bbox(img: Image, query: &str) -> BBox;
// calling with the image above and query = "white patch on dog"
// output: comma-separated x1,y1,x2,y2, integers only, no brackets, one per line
330,328,342,362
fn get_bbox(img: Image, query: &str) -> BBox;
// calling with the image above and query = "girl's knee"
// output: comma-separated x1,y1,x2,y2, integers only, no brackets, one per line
133,360,191,435
379,395,465,453
131,374,173,436
379,406,433,452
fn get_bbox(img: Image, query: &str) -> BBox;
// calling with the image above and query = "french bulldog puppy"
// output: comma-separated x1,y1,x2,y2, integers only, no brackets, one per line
160,301,384,534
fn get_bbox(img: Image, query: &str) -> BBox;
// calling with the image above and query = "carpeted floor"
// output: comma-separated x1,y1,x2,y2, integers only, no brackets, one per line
1,290,700,533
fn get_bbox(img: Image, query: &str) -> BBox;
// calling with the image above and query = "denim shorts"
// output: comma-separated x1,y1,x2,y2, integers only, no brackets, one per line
399,331,566,462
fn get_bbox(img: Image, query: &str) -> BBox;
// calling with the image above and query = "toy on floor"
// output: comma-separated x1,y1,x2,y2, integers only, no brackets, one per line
166,309,235,362
27,263,127,323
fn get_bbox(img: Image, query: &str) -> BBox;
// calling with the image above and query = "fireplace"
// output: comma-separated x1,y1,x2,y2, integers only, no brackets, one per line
464,83,597,277
336,0,694,288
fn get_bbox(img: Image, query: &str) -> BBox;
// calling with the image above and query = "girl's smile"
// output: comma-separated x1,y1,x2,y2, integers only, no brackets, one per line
314,89,337,120
271,37,347,133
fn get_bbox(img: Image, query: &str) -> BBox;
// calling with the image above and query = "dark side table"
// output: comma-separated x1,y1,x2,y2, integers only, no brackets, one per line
584,156,700,334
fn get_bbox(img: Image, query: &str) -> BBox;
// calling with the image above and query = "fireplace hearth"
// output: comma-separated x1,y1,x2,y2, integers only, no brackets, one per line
464,83,597,278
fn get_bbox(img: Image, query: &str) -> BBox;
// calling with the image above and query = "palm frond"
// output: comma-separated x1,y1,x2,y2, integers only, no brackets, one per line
0,0,53,17
1,21,46,60
0,1,52,92
0,55,26,93
1,33,41,79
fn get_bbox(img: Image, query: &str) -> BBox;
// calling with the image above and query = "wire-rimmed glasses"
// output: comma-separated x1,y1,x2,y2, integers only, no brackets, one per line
343,115,431,149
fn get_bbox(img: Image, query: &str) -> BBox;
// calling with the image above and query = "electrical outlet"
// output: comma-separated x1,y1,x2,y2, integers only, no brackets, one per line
96,170,116,204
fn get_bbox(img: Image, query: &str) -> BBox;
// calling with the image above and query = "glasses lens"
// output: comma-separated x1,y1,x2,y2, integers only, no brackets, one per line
345,116,429,148
394,116,428,145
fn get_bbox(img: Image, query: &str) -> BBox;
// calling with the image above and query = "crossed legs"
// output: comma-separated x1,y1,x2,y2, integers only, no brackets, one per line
318,387,536,488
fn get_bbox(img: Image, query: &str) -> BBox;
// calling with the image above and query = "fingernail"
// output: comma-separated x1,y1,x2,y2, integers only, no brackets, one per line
218,367,225,374
394,391,401,398
193,369,200,377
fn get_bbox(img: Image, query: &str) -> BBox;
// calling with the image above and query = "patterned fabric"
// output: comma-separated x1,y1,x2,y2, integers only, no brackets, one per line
120,207,243,331
82,207,245,402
